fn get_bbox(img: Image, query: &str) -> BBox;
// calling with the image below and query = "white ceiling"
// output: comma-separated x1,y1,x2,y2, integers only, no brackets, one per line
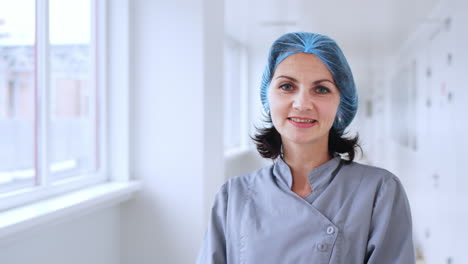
226,0,442,61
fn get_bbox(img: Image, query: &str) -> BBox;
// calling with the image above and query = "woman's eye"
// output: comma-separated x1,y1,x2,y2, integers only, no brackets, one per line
316,86,330,94
279,83,293,91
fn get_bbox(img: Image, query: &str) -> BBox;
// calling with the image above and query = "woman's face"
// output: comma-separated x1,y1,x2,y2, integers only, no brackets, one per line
268,52,340,147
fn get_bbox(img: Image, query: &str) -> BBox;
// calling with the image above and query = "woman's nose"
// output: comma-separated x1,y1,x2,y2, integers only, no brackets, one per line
292,91,313,111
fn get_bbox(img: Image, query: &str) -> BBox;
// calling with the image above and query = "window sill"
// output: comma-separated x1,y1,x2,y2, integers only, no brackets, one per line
0,181,141,239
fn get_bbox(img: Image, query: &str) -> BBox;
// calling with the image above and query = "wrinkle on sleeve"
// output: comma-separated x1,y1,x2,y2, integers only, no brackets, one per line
365,174,416,264
196,182,229,264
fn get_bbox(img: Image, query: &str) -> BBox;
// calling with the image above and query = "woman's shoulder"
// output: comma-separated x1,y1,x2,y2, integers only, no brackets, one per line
342,160,405,192
345,160,395,176
226,163,275,188
219,163,278,200
209,165,271,209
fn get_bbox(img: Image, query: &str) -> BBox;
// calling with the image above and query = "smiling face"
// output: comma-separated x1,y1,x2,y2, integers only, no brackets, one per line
268,52,340,148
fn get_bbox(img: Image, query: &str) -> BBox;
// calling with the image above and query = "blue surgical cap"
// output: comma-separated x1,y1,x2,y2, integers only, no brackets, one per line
260,32,358,134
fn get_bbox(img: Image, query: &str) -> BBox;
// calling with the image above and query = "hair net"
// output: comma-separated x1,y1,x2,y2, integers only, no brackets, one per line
260,31,358,134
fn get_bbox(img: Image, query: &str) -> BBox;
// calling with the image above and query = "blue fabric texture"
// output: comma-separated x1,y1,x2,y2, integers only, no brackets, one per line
260,32,358,134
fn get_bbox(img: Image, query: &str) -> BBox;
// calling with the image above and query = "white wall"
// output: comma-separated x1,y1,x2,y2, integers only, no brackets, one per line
362,1,468,263
121,0,224,264
0,206,121,264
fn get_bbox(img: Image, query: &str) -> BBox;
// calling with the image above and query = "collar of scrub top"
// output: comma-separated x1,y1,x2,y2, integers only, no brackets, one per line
273,153,343,191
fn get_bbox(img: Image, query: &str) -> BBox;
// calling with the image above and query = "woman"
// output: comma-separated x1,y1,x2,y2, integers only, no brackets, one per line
197,32,415,264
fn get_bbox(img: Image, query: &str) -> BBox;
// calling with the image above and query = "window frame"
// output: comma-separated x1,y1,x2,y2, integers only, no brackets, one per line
0,0,108,212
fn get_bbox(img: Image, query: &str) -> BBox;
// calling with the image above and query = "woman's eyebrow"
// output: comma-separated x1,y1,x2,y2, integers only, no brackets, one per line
275,75,335,85
313,79,336,85
275,75,299,82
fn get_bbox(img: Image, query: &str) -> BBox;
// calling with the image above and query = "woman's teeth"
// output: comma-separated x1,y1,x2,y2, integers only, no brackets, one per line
289,118,317,123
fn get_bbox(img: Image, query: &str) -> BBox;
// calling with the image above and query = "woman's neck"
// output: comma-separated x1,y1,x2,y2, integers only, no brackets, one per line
282,139,331,197
282,140,331,173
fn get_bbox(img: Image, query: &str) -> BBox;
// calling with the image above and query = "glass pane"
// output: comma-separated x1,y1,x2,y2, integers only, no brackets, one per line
0,0,37,193
49,0,96,182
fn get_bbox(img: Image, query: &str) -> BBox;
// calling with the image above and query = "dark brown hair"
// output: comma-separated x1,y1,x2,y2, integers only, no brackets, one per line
251,115,362,164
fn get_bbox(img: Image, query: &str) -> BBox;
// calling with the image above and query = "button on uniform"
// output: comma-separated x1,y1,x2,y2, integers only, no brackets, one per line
326,226,335,235
317,243,328,252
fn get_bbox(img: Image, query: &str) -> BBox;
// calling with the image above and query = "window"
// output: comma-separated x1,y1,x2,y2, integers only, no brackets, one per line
0,0,106,210
48,0,97,182
223,37,248,150
0,0,36,195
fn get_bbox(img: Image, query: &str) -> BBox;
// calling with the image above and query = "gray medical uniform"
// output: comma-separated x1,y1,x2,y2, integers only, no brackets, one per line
197,156,415,264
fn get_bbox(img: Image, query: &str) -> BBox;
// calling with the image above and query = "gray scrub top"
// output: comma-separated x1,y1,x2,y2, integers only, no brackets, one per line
197,156,415,264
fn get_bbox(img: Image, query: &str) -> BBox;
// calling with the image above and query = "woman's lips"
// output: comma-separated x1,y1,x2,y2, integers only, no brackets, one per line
287,118,318,128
